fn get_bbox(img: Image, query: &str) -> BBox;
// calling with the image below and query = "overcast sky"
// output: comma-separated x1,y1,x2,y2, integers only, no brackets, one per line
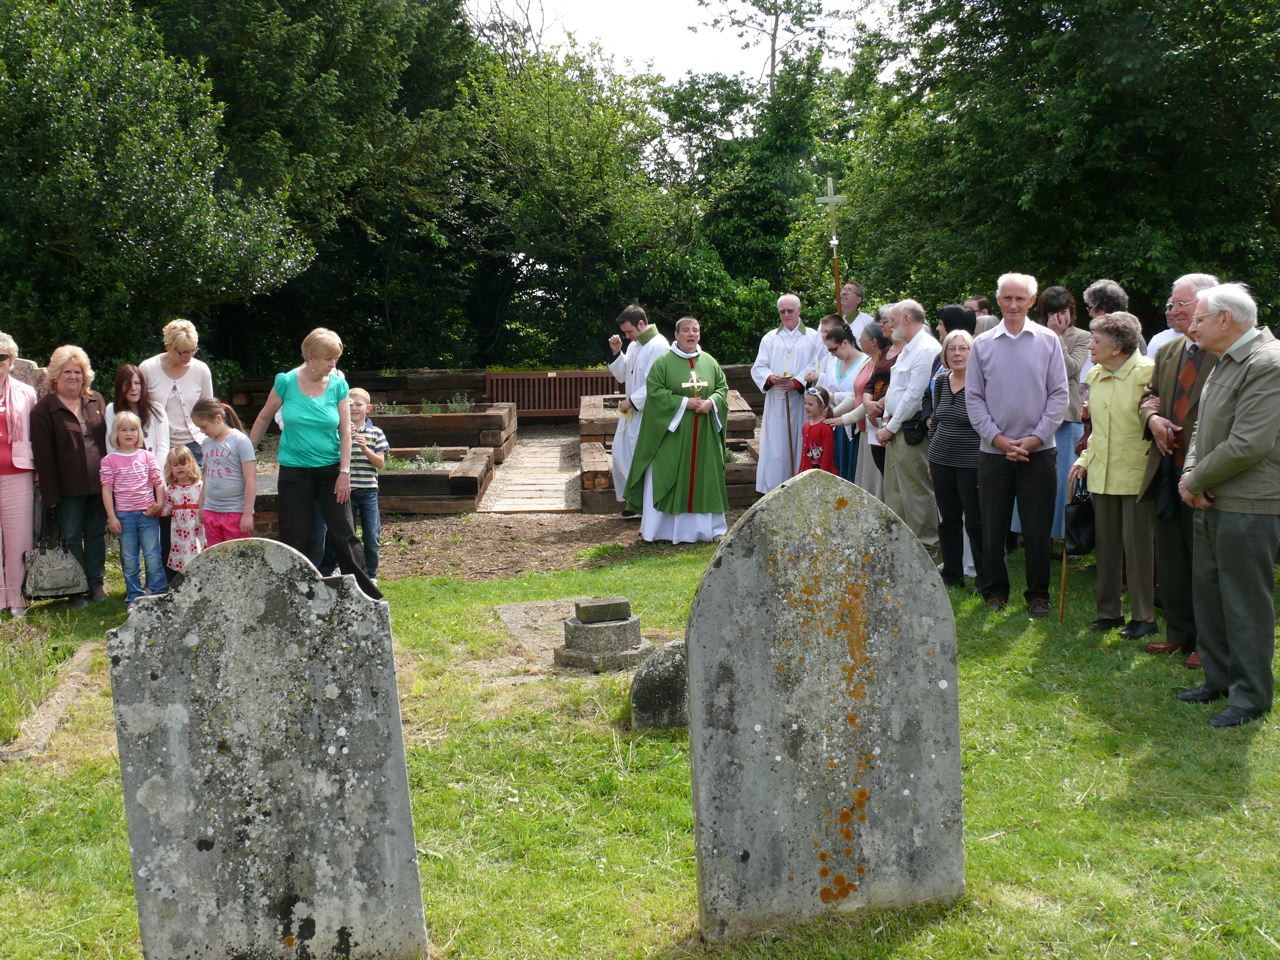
474,0,870,84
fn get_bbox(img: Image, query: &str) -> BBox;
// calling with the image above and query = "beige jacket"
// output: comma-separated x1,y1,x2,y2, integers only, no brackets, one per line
1183,327,1280,515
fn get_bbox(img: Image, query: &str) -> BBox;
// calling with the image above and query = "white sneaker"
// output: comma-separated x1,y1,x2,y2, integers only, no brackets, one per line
9,606,27,618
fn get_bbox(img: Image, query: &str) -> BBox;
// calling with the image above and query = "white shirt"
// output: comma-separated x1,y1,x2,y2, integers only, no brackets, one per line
1147,327,1181,357
882,328,941,433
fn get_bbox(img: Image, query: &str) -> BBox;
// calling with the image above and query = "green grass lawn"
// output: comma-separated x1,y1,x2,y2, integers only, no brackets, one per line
1,546,1278,959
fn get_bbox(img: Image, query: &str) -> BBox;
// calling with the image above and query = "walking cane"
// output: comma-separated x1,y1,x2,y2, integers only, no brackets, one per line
783,383,797,474
1057,543,1069,624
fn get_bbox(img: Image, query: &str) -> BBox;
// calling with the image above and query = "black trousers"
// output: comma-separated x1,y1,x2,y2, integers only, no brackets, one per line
277,464,383,601
977,450,1056,602
931,462,984,589
1154,499,1197,650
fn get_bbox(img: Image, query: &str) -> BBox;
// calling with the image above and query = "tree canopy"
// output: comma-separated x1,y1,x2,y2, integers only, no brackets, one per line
1,0,1275,376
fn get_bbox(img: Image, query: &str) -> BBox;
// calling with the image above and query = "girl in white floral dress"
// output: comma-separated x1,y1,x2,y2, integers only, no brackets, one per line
162,446,204,581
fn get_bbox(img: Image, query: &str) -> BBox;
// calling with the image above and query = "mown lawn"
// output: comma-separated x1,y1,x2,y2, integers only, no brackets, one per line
1,545,1278,959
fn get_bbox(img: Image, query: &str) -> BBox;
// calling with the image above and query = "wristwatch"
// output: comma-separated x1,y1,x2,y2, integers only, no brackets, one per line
338,467,351,474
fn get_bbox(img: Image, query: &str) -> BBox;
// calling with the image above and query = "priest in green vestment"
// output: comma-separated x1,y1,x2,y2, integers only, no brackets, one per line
624,317,730,543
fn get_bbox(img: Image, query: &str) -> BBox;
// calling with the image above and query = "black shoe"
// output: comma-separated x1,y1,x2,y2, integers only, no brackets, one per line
1090,617,1126,632
1120,619,1159,639
620,509,638,518
1210,705,1268,728
1176,686,1227,704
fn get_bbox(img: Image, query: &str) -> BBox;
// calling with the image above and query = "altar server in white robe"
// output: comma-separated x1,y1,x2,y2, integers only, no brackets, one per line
752,294,823,493
607,304,669,506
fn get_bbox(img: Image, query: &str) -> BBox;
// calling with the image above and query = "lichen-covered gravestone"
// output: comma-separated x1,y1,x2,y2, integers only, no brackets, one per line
107,539,429,959
688,470,963,942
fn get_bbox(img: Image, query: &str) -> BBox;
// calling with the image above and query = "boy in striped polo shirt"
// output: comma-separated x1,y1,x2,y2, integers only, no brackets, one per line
348,388,390,580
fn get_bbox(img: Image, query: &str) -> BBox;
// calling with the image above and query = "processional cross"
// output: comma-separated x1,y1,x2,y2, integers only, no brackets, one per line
816,176,848,313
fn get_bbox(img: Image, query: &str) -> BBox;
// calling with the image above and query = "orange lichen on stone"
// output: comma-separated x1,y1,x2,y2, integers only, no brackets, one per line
856,865,866,875
838,809,854,825
820,866,831,878
835,496,850,510
853,788,870,810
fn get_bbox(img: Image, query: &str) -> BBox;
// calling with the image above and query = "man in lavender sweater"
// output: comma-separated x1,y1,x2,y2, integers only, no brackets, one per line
967,273,1069,616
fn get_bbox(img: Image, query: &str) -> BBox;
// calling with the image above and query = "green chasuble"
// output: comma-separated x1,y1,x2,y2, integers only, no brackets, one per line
623,348,730,515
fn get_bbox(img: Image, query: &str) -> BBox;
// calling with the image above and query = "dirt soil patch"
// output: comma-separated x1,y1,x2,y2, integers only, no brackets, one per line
377,512,740,582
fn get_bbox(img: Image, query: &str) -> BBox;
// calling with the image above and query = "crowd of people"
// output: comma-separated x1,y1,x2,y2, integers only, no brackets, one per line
0,322,387,617
606,273,1280,729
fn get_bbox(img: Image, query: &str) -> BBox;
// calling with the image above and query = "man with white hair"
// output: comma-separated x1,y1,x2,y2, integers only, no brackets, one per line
1176,283,1280,727
877,298,940,548
1137,272,1219,664
967,273,1068,616
752,294,822,493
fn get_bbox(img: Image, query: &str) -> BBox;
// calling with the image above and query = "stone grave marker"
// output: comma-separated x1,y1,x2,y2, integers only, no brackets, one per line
554,596,652,671
107,538,429,959
687,470,963,942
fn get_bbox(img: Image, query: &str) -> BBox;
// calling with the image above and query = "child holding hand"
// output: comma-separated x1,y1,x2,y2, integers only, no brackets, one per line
163,446,203,581
100,412,167,605
348,387,389,580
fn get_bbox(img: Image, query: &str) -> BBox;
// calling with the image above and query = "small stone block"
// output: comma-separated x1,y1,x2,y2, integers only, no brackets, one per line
631,639,688,729
563,615,643,653
554,641,653,673
574,595,632,623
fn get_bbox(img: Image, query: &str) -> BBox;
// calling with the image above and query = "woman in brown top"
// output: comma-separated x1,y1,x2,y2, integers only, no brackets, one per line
31,346,109,607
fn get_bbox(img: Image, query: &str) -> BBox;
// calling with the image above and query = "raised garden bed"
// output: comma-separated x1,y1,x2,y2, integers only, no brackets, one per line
374,402,517,463
253,447,496,530
231,369,486,417
579,441,760,514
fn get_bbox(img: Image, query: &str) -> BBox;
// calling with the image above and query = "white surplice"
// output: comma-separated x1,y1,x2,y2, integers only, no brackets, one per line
751,324,822,493
607,329,669,500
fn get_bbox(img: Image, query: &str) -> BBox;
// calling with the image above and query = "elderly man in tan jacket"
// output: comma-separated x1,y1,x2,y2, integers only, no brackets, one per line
1175,283,1280,728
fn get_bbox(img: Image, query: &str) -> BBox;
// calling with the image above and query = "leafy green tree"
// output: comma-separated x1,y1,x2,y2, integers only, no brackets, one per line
137,0,481,371
0,0,308,368
837,0,1280,325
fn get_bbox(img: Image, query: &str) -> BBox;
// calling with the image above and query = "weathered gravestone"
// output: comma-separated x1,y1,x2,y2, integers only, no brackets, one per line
687,470,963,942
107,538,429,959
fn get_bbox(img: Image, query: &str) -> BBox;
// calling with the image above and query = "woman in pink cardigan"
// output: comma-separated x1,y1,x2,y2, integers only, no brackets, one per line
0,332,38,616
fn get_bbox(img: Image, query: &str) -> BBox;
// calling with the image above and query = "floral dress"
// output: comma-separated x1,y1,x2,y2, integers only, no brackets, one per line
164,480,204,571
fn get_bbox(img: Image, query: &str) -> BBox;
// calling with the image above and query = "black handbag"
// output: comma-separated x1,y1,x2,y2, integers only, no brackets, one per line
1063,476,1095,557
22,508,89,600
901,414,928,446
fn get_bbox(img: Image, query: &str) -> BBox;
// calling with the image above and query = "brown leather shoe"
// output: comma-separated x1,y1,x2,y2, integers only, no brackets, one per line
1144,641,1192,655
1027,598,1051,618
985,596,1007,610
1184,651,1202,669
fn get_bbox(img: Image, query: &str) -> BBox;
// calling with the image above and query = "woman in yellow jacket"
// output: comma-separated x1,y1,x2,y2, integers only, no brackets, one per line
1069,312,1157,638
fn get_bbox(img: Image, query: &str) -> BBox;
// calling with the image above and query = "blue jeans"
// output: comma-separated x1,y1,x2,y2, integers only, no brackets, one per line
56,494,107,591
348,487,382,578
118,510,167,602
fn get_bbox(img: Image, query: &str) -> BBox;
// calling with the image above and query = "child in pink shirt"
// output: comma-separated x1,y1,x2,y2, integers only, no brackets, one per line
100,412,166,605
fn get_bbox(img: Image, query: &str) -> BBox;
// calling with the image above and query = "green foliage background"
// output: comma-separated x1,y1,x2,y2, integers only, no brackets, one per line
1,0,1276,378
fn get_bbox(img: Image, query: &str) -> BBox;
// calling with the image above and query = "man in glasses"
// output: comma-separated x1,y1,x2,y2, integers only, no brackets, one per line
1137,272,1219,666
1176,283,1280,727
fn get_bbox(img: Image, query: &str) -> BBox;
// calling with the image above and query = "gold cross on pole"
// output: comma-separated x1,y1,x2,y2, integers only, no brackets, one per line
681,370,708,397
816,176,848,312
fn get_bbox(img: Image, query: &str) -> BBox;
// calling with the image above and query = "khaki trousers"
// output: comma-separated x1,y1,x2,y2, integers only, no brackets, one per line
884,436,938,547
1092,493,1154,622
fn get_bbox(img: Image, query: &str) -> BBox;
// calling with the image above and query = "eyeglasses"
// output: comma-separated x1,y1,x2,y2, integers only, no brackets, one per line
1163,302,1174,311
1172,298,1197,308
1189,312,1217,323
0,354,10,363
805,388,825,398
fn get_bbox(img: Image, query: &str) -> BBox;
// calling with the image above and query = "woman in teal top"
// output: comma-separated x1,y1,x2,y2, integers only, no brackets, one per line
249,328,382,600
